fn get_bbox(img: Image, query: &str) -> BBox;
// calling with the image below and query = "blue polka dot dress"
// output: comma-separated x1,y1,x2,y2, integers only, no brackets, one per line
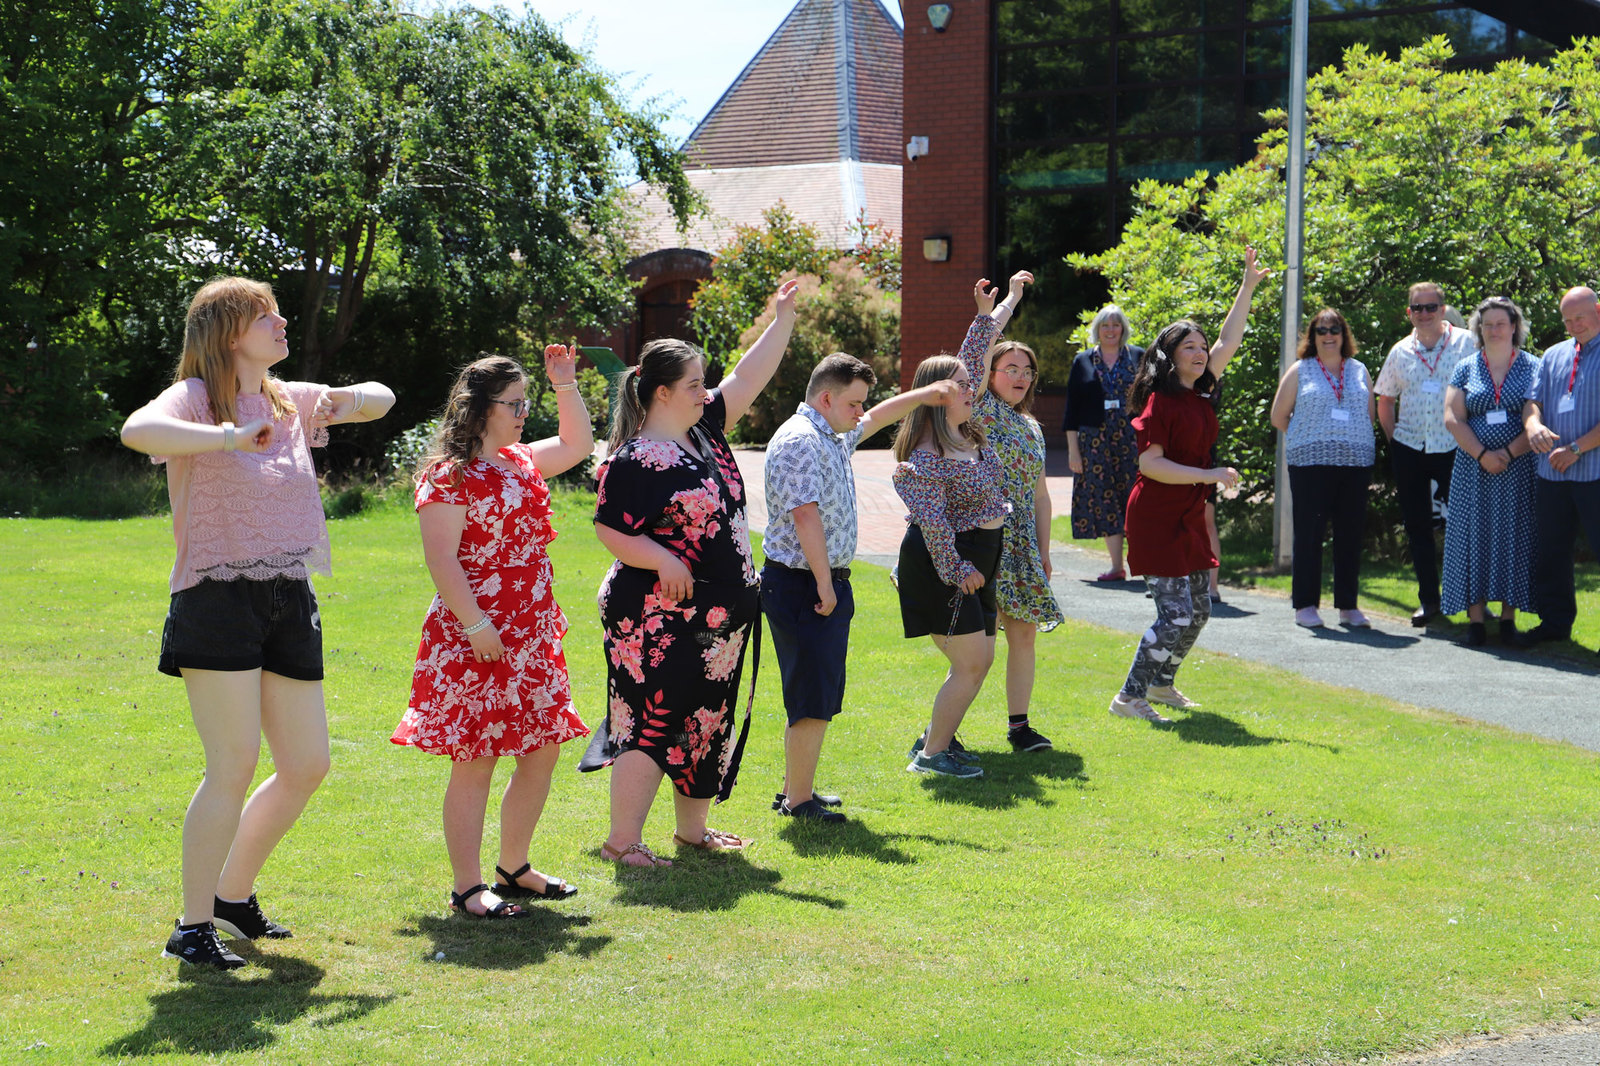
1440,351,1540,615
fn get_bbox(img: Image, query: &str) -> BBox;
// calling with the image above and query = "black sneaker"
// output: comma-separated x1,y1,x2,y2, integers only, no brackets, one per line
771,790,843,810
780,798,846,823
1008,723,1053,752
212,894,292,940
162,920,247,969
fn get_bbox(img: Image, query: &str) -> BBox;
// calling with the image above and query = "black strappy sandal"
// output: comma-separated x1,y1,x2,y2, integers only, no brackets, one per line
494,863,579,901
449,883,524,919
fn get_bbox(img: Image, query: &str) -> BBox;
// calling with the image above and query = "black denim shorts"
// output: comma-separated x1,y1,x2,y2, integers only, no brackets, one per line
158,576,324,681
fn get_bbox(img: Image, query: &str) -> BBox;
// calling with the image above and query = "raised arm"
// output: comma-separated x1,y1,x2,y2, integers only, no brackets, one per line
719,279,801,428
526,344,594,478
856,380,960,441
968,272,1033,395
1207,246,1271,379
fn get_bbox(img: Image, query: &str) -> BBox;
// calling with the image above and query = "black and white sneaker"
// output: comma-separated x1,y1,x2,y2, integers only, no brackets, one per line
1008,723,1053,752
162,920,247,969
212,894,292,940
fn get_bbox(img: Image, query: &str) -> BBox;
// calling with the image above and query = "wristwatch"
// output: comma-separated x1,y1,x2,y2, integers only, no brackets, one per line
1573,442,1585,457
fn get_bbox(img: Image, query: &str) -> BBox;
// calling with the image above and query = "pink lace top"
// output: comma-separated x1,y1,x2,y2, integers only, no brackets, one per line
893,446,1010,586
150,378,331,593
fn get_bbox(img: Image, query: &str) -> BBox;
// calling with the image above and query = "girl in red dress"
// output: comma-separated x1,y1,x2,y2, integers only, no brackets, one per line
394,350,593,918
1111,248,1270,724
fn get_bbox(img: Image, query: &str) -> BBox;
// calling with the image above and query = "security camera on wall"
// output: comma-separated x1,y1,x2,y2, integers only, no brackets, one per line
906,136,929,162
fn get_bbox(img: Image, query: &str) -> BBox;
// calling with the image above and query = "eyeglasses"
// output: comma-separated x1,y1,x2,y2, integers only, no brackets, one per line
996,365,1036,380
1313,325,1343,336
1409,302,1442,314
953,379,976,394
490,397,530,418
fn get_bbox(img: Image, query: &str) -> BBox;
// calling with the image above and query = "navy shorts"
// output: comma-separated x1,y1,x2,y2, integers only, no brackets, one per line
158,576,324,681
760,563,854,726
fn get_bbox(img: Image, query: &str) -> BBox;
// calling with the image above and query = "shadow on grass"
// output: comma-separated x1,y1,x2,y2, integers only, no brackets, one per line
395,907,611,970
603,848,844,912
775,818,992,864
101,952,391,1058
917,749,1088,810
1165,711,1340,754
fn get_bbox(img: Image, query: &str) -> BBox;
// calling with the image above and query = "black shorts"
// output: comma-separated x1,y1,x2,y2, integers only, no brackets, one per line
158,576,324,680
760,563,855,725
896,524,1002,638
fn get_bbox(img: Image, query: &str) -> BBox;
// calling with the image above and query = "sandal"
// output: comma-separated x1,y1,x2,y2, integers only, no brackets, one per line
494,862,578,901
1095,570,1127,582
448,883,524,920
672,828,750,851
600,841,671,868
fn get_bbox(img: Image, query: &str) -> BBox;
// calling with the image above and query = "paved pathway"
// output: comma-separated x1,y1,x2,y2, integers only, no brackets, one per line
737,445,1600,1063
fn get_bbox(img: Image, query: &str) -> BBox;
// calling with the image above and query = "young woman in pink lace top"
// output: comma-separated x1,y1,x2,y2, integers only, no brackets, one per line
120,277,393,968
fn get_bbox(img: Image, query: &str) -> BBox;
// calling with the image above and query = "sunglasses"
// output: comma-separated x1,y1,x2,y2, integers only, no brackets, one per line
1409,302,1442,314
490,397,531,418
1313,325,1343,336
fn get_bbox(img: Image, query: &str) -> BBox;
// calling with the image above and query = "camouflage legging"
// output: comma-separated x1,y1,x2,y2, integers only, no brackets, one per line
1120,570,1212,698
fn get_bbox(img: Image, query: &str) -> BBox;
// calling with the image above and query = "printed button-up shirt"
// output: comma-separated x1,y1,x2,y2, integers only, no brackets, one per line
762,403,865,569
1529,334,1600,483
1375,323,1475,452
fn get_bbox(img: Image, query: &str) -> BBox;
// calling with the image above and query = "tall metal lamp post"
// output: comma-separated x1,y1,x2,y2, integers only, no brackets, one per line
1274,0,1310,569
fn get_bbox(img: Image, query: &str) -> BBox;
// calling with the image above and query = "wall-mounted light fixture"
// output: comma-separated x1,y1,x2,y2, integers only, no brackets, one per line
922,237,951,262
927,4,952,31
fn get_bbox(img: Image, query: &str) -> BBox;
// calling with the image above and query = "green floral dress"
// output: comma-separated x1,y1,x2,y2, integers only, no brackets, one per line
960,315,1064,631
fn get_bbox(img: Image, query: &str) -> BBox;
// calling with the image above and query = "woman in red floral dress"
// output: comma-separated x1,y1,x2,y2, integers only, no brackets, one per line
393,350,593,918
580,281,799,868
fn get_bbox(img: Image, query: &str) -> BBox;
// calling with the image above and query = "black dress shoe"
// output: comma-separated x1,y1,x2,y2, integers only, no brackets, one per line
1515,623,1571,648
1411,604,1438,627
1498,618,1518,645
1460,621,1486,647
780,798,846,823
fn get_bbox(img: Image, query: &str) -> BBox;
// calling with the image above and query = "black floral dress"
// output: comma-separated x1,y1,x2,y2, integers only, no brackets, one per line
580,392,759,801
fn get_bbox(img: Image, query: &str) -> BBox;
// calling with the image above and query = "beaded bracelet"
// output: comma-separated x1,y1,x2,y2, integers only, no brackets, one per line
461,615,492,636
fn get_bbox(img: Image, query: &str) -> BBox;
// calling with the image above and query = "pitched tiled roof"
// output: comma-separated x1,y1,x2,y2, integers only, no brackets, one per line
682,0,903,169
627,161,902,256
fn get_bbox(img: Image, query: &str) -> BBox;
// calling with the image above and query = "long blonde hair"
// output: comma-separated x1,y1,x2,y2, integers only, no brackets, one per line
176,277,295,425
892,354,985,461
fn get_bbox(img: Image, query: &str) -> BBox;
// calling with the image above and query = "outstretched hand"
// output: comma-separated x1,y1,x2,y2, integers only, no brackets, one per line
1007,270,1034,301
974,278,998,315
544,342,578,385
1241,245,1272,289
773,278,801,319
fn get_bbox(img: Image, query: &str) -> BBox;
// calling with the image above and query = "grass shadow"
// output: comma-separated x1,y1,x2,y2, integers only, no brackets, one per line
395,907,612,970
100,952,392,1058
604,848,845,912
774,817,995,863
917,748,1088,810
1166,711,1340,754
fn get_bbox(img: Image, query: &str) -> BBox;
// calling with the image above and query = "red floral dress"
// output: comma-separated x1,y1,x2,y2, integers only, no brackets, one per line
393,444,589,762
578,392,759,801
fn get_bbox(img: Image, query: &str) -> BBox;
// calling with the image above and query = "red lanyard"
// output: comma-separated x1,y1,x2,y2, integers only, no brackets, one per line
1412,324,1449,374
1570,338,1586,395
1316,358,1345,403
1479,350,1509,407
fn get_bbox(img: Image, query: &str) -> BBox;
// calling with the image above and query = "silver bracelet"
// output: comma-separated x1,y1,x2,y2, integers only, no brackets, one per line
222,422,236,452
553,381,579,392
461,615,492,636
350,386,365,414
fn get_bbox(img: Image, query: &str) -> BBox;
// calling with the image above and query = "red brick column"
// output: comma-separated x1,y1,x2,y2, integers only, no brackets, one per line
900,0,994,389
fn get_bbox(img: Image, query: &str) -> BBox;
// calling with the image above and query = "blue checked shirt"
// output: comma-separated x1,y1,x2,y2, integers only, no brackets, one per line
1529,334,1600,483
762,403,865,570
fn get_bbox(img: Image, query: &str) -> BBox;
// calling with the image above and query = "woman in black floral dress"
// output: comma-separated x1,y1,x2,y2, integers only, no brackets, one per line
582,281,799,868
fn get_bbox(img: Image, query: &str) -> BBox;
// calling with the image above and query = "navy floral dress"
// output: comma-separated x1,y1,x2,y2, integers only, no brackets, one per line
581,392,758,801
1070,350,1139,540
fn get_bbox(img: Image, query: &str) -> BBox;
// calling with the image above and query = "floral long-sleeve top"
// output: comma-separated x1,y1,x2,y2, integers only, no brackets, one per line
893,441,1009,586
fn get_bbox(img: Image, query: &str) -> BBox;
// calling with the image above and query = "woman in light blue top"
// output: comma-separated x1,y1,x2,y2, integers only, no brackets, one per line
1270,308,1376,629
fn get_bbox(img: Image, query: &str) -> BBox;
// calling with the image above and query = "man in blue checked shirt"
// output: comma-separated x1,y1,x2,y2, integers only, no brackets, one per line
1521,286,1600,650
761,355,957,821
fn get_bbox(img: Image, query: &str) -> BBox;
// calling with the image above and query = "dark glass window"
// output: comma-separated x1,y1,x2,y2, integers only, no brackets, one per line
1000,43,1113,94
1118,134,1239,182
996,192,1115,380
1117,85,1238,136
1119,0,1240,36
1000,143,1111,190
997,0,1112,41
999,93,1113,144
1119,30,1242,85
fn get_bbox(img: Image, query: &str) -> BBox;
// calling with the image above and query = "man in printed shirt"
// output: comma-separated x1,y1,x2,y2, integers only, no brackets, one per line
761,355,955,821
1521,286,1600,650
1376,281,1477,626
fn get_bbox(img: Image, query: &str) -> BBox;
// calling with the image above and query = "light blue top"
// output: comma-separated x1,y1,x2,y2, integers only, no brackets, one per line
761,403,865,569
1285,357,1376,467
1529,335,1600,483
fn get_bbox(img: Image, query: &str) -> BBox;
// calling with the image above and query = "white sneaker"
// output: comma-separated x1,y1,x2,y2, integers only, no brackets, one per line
1339,609,1371,628
1109,693,1173,724
1146,685,1200,710
1294,607,1325,628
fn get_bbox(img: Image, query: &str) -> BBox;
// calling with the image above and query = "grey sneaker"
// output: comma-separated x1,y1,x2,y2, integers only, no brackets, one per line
908,733,981,765
907,749,984,778
1109,693,1173,724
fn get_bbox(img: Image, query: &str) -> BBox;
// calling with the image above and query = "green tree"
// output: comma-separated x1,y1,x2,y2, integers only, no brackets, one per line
1070,37,1600,505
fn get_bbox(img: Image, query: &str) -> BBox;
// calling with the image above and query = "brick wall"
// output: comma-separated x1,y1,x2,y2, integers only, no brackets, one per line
900,0,994,389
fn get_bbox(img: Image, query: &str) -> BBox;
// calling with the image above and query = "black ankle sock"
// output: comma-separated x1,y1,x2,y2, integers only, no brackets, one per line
1008,715,1028,729
178,921,209,933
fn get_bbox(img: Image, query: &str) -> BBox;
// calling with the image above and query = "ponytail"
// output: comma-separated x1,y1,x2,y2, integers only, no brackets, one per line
606,339,703,453
607,367,648,452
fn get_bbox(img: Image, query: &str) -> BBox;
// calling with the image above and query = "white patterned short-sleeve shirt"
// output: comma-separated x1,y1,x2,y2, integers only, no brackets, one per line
1375,323,1475,452
762,404,865,570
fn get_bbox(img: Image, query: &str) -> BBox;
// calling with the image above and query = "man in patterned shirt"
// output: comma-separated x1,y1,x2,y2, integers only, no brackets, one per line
1521,286,1600,650
1376,281,1477,625
762,355,956,821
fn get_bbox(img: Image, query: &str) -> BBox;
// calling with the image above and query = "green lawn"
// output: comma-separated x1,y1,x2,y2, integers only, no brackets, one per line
4,496,1598,1065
